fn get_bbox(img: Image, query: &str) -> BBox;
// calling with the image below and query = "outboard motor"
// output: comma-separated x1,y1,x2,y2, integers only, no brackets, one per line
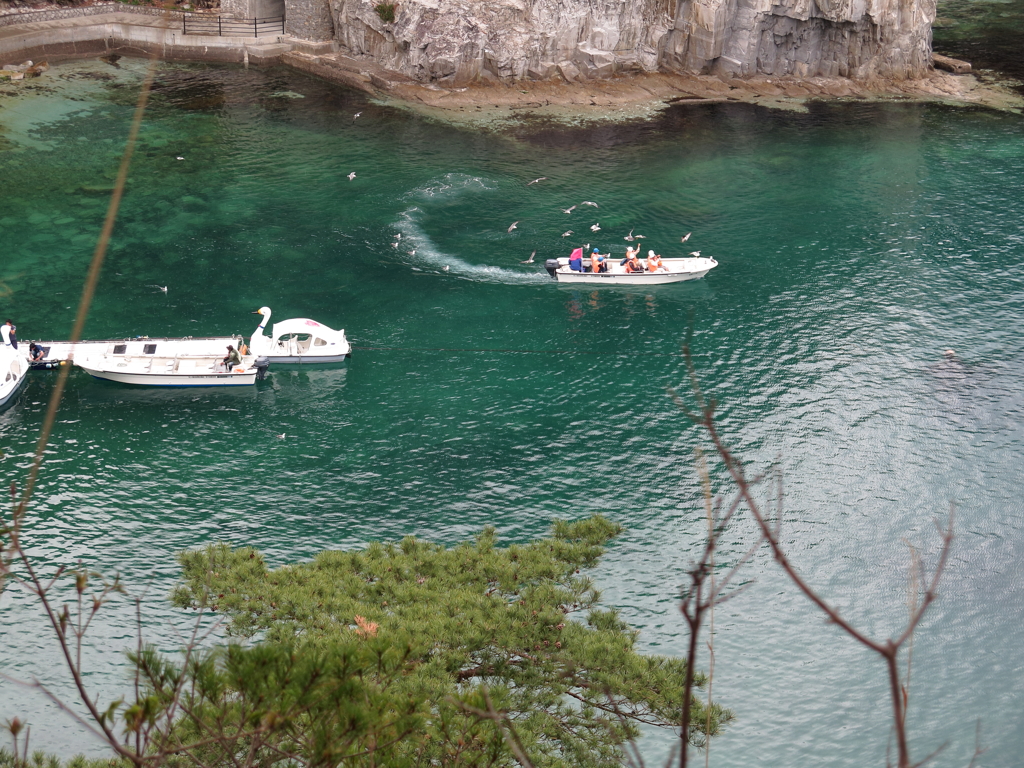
254,356,270,381
544,259,560,278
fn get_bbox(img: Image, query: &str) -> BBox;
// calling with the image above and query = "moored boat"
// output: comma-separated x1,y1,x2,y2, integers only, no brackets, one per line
74,353,265,387
0,346,29,408
544,253,717,285
250,307,351,363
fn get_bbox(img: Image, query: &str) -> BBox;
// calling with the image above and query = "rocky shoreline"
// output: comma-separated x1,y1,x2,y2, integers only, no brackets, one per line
283,50,1024,128
1,7,1021,130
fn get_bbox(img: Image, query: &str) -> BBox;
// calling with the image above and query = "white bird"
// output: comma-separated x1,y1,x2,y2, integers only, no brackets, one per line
395,233,401,240
276,433,286,439
681,232,692,243
562,205,576,214
443,265,450,272
508,221,519,233
148,285,168,293
354,111,362,118
392,241,399,248
634,234,646,239
176,156,184,161
561,230,573,237
520,250,536,264
348,172,356,180
590,223,600,232
689,251,701,257
527,177,547,185
624,229,634,241
582,201,598,207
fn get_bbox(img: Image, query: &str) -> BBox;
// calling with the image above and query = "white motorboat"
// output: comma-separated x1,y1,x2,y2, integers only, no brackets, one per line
544,253,717,285
32,336,246,367
0,346,29,408
250,307,351,363
74,353,263,387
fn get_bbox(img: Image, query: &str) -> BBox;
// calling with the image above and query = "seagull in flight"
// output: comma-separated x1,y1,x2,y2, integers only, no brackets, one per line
624,229,635,241
508,221,519,233
590,223,601,232
689,251,701,257
582,201,598,207
561,230,573,237
634,234,646,239
443,265,450,272
148,285,168,293
353,111,362,119
392,241,399,248
681,232,692,243
347,172,356,180
408,249,416,256
176,156,184,161
276,433,286,439
527,177,547,185
562,205,576,214
520,250,536,264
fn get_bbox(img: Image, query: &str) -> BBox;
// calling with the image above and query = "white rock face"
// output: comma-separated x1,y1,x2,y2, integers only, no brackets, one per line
328,0,934,83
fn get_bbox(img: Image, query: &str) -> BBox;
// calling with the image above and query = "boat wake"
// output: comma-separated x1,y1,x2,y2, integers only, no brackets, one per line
395,175,548,285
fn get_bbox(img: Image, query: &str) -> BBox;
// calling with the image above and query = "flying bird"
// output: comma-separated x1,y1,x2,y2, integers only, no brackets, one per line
347,172,356,180
527,177,547,185
276,433,286,439
582,201,598,207
392,241,399,248
520,250,536,264
408,249,416,256
561,230,573,237
443,265,450,272
353,111,362,119
634,234,646,239
681,232,692,243
562,205,576,214
689,251,701,257
176,156,184,161
590,223,601,232
508,221,519,233
624,229,635,241
148,285,168,293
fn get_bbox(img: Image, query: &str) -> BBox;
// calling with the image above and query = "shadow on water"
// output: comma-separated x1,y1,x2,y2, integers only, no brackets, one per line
934,0,1024,91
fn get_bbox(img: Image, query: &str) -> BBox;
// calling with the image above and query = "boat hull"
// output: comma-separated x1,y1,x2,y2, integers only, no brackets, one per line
551,256,717,285
80,368,256,387
0,349,29,408
264,352,351,364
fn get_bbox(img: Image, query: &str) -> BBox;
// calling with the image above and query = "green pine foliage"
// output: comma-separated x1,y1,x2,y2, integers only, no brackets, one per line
161,515,730,767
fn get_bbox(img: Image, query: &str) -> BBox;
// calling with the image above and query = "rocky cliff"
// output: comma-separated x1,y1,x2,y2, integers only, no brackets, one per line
295,0,935,83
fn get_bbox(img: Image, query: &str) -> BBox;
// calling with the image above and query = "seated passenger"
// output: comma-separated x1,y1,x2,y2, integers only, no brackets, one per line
590,248,607,273
568,247,585,272
621,246,636,266
624,251,643,273
647,251,666,272
222,344,242,371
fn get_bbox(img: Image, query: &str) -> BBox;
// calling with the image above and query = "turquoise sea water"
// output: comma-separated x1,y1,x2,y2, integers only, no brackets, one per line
2,58,1024,766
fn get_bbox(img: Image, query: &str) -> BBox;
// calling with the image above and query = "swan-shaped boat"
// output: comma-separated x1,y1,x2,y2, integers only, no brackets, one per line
249,307,351,364
0,346,29,408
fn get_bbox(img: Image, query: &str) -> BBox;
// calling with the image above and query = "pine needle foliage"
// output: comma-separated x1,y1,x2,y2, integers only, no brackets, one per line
165,516,730,767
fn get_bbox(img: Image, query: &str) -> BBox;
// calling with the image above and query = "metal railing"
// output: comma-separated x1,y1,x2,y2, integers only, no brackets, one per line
182,14,284,37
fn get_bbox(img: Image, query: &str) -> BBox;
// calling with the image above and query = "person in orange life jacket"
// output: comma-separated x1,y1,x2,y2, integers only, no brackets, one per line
568,247,585,272
590,248,608,273
647,250,665,272
624,251,643,273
